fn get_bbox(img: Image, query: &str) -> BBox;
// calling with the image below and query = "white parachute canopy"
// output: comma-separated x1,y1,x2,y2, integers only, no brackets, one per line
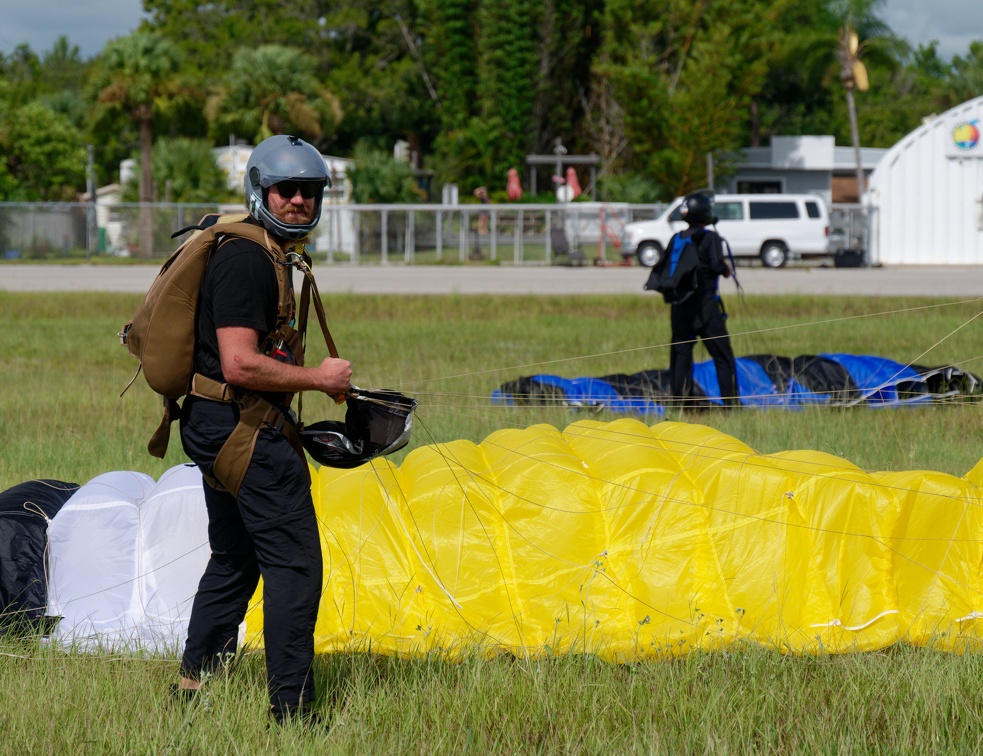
46,464,213,653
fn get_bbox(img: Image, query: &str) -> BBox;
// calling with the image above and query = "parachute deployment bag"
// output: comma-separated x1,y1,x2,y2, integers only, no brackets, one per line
643,230,703,305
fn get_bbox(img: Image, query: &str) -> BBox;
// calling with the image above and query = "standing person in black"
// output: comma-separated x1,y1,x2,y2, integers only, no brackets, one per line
175,135,352,725
668,192,739,408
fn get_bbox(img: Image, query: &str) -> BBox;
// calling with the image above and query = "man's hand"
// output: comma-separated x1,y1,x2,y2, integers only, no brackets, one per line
314,357,352,402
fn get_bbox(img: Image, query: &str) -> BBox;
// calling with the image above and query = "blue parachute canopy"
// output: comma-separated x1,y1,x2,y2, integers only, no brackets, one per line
492,355,981,412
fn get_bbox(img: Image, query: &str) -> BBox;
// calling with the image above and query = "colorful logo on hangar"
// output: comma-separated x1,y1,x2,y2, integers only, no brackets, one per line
952,120,980,151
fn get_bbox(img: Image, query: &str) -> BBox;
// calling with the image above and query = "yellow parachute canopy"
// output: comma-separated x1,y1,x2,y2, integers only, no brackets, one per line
244,419,983,658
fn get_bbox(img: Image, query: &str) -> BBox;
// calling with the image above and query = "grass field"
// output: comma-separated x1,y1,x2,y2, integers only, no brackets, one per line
2,291,983,752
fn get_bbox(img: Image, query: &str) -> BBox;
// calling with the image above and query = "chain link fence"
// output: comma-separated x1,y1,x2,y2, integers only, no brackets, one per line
0,200,865,266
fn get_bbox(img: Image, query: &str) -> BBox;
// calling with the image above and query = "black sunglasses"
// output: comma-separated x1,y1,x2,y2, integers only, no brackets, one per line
273,181,321,200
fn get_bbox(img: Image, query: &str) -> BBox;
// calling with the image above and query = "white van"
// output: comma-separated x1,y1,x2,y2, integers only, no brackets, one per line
623,194,831,268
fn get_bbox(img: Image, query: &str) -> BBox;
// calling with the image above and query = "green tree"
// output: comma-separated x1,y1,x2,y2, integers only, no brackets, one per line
91,32,183,258
754,0,903,147
207,45,341,146
595,0,791,196
474,0,538,176
322,2,439,160
420,0,601,189
431,116,509,193
849,42,954,149
949,41,983,102
144,0,326,73
346,141,424,203
418,0,478,134
121,138,234,203
0,101,87,201
0,44,42,106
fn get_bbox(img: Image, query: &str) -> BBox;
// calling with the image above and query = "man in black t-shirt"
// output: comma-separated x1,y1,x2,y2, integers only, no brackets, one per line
668,192,739,408
175,135,351,726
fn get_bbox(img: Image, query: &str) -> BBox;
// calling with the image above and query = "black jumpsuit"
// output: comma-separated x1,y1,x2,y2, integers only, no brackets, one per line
668,227,739,407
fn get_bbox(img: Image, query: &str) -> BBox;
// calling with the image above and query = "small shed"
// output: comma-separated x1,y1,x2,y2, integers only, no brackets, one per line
868,95,983,265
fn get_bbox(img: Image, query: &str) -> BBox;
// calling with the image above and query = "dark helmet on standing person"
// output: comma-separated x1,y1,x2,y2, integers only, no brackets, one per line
244,135,331,240
680,190,717,226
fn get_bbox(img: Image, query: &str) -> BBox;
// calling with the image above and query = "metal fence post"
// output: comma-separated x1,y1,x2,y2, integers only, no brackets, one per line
381,208,388,264
436,209,443,261
545,209,552,264
459,208,467,263
514,209,522,264
490,208,497,262
406,209,415,264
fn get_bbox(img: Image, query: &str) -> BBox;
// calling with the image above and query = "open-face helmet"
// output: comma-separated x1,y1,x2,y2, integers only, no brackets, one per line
244,135,330,240
680,190,717,226
299,388,418,469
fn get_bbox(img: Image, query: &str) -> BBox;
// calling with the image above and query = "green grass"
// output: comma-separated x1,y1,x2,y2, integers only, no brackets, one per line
2,291,983,752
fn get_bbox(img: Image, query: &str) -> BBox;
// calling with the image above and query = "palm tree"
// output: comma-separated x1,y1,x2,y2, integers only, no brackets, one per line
207,45,341,147
95,32,182,258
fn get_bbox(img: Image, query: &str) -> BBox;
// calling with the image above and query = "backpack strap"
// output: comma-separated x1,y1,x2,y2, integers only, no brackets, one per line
147,397,181,459
289,249,344,428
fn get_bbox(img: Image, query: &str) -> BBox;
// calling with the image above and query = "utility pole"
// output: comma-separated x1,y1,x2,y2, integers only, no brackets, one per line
838,26,870,265
86,145,97,261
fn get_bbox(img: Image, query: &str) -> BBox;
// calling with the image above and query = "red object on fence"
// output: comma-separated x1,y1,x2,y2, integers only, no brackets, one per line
507,168,523,201
565,167,582,199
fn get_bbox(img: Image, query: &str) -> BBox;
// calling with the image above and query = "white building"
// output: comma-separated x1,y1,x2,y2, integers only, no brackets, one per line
868,95,983,265
718,135,887,206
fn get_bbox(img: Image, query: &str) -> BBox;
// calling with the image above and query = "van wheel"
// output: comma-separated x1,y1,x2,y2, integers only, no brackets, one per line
636,242,663,268
760,242,788,268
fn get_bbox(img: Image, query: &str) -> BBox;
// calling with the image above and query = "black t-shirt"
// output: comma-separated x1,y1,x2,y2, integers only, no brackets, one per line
193,229,287,386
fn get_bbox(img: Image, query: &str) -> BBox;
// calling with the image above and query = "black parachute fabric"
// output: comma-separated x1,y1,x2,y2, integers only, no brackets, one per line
491,354,983,414
0,479,79,633
300,387,418,469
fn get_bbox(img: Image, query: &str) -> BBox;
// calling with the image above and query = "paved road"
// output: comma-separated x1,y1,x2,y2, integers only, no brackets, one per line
2,262,982,297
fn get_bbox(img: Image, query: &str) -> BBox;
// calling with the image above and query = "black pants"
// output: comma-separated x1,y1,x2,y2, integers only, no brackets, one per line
669,294,738,407
179,397,322,710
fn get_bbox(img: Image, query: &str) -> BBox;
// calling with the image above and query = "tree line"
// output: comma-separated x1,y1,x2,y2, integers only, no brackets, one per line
1,0,981,208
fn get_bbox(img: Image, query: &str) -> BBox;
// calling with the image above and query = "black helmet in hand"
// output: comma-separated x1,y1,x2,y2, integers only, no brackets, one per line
300,388,418,469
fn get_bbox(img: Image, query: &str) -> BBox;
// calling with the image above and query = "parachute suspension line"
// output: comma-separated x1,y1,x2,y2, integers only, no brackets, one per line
400,299,983,395
406,380,983,504
407,411,532,629
407,414,713,634
363,454,463,611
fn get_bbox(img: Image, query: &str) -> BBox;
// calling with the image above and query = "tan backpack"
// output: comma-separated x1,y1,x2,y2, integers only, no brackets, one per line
119,215,298,487
121,214,289,394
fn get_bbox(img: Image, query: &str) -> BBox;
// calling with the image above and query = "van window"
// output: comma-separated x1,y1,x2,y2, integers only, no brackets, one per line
715,201,743,221
749,201,799,220
736,180,782,194
805,201,821,219
668,204,684,222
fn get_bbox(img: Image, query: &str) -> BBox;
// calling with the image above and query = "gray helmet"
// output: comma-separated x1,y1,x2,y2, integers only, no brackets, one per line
244,135,330,240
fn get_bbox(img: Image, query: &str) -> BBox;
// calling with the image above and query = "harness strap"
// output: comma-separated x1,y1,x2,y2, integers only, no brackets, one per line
189,374,309,496
148,397,181,459
288,252,345,422
190,373,237,402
